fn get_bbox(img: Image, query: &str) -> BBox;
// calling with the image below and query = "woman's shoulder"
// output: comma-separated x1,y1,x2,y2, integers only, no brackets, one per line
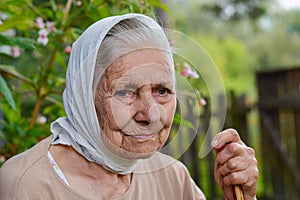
0,136,52,198
1,135,52,170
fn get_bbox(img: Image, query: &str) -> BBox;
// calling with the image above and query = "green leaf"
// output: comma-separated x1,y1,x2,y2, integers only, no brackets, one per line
173,113,195,129
148,0,170,14
8,37,36,50
0,75,16,111
0,0,30,7
0,99,20,123
0,34,12,46
0,64,34,86
50,0,57,13
0,17,33,32
0,34,36,50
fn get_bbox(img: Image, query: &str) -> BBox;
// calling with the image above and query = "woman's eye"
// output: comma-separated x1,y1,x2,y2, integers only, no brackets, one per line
155,88,170,96
114,90,134,97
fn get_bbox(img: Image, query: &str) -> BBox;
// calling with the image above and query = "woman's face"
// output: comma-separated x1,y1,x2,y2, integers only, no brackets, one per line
95,49,176,159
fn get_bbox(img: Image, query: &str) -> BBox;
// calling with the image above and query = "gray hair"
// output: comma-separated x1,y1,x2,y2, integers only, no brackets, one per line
93,17,174,96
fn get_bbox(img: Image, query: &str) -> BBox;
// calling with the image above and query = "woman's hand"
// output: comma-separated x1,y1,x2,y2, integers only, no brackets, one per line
211,129,258,200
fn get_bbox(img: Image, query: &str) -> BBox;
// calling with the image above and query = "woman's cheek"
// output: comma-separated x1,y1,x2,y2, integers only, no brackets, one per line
109,98,132,130
98,99,126,148
101,127,124,152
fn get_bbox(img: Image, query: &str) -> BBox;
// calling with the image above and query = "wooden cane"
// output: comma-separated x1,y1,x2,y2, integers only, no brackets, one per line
234,185,244,200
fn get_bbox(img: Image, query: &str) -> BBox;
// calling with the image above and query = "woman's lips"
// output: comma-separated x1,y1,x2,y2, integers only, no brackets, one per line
120,120,164,138
131,132,158,139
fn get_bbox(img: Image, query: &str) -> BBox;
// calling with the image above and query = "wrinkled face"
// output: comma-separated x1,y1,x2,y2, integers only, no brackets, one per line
95,49,176,160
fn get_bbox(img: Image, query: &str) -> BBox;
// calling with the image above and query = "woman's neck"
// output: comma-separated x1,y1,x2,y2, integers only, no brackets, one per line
49,144,132,199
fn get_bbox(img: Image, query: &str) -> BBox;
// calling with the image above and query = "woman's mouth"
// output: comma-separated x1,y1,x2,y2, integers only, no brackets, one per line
131,132,159,139
121,121,164,140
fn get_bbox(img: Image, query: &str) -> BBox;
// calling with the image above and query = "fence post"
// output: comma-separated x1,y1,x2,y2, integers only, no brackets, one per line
256,68,300,199
228,91,249,145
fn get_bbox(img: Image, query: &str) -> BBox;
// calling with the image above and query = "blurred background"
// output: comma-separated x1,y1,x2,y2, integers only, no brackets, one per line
0,0,299,199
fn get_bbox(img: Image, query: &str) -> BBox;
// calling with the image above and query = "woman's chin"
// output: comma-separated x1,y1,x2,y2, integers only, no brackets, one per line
118,134,162,159
119,149,157,160
102,134,160,160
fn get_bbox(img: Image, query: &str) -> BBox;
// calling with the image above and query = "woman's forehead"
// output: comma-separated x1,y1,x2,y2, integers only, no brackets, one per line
111,64,174,90
106,49,172,73
103,49,174,89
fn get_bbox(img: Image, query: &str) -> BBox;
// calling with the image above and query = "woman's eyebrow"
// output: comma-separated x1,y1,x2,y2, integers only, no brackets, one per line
115,82,139,90
155,81,174,88
114,80,174,90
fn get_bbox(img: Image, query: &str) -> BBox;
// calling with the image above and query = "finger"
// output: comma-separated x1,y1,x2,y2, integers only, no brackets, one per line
223,160,258,187
211,128,243,150
214,163,236,200
223,170,248,186
214,165,223,186
218,156,250,177
215,142,245,165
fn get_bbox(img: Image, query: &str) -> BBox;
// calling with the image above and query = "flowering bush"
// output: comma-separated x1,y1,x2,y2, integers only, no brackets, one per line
176,60,207,107
0,0,206,166
181,62,199,79
0,0,166,164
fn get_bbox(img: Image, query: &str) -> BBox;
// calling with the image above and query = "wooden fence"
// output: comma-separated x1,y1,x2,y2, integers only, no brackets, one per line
256,67,300,200
169,67,300,200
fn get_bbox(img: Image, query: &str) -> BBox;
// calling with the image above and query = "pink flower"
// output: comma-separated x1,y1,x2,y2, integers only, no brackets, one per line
198,98,207,106
0,20,3,26
37,29,49,45
181,68,191,77
36,17,44,29
190,71,199,79
11,46,21,58
0,155,6,163
46,21,55,32
0,13,8,21
181,62,192,77
183,62,191,69
76,1,82,6
181,62,199,79
37,116,47,124
64,45,72,53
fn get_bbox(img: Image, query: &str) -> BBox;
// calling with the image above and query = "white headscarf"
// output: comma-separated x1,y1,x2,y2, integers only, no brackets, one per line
50,13,168,174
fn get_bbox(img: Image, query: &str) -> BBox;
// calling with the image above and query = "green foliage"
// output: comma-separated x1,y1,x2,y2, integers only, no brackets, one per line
0,102,49,158
169,0,300,96
189,33,255,95
0,75,16,110
173,113,195,129
201,0,270,21
0,0,165,164
249,10,300,68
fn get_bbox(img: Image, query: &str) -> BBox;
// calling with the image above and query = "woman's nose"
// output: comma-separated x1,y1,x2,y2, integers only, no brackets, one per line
134,95,160,123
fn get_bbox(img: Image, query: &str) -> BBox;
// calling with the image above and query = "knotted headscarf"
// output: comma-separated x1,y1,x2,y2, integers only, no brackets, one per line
50,13,172,174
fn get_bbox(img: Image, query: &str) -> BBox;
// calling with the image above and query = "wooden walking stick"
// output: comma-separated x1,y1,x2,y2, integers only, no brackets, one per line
234,185,244,200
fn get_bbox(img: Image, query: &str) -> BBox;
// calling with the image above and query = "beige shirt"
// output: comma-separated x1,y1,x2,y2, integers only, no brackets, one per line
0,136,205,200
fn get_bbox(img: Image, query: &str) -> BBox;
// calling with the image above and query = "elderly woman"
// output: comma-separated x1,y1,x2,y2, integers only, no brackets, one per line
0,13,258,200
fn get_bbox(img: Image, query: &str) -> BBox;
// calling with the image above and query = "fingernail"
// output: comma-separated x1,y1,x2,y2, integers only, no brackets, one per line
211,140,218,148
